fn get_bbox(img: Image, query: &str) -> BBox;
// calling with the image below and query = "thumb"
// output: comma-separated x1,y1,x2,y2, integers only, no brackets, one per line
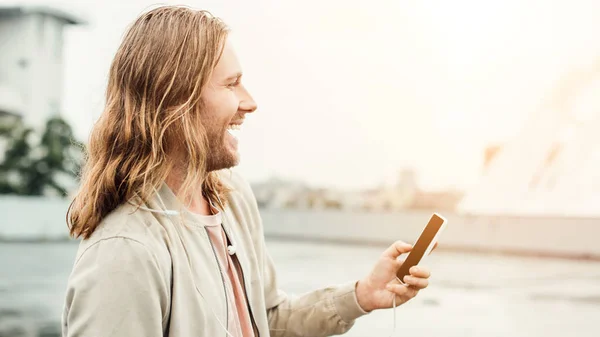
382,240,412,260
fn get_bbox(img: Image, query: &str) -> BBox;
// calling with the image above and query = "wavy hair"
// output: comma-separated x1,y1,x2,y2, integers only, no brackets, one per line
68,6,230,239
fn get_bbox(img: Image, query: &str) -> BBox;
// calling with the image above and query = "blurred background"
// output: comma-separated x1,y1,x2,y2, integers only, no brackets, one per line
1,0,599,336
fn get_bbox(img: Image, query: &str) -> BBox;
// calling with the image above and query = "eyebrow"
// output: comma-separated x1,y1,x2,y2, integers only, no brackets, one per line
224,72,242,82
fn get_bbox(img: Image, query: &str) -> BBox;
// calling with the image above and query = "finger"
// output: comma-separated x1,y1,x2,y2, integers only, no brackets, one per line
386,283,409,296
394,255,407,268
409,266,431,279
403,275,429,289
404,286,419,298
388,284,419,299
382,240,413,260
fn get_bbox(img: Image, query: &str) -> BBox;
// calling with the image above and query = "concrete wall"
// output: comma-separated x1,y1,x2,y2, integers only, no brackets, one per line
260,209,600,260
0,196,71,240
1,196,599,260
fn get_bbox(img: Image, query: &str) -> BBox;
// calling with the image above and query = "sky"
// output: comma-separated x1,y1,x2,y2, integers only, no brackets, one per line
4,0,600,191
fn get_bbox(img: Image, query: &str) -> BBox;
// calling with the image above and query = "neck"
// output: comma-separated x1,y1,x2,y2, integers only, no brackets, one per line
165,172,212,215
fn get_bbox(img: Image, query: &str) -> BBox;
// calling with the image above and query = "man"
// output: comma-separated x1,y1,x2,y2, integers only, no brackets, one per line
62,6,433,337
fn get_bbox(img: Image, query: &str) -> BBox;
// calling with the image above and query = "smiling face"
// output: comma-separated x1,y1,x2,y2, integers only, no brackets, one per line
200,39,257,172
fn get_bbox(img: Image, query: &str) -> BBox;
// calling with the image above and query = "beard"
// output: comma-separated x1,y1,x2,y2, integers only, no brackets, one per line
203,115,240,172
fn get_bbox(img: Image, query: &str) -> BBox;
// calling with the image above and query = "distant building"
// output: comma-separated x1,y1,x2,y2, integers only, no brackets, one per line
359,168,419,212
335,189,364,211
251,177,309,209
0,5,85,128
250,168,466,213
409,189,464,211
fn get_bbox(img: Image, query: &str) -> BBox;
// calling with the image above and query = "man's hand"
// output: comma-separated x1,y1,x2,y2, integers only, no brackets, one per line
355,240,436,312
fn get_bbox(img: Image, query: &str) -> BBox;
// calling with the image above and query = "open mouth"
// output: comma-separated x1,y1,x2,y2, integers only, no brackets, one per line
227,123,241,140
226,122,242,150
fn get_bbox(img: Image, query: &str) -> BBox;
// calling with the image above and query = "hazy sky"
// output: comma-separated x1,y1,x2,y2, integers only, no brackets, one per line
5,0,600,190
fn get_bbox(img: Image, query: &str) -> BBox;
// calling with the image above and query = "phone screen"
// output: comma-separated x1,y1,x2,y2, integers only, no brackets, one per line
396,213,445,283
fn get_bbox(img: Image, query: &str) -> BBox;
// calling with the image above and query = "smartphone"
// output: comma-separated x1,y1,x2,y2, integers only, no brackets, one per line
396,213,447,284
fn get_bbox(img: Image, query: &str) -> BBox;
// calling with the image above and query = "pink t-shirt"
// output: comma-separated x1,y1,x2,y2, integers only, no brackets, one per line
192,211,255,337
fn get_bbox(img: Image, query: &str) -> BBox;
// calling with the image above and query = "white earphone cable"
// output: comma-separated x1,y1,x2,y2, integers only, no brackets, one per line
389,295,397,337
131,188,236,337
135,187,401,337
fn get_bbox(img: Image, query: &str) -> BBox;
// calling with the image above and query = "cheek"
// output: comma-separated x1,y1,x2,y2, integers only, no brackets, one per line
202,88,239,110
223,90,240,112
204,106,236,133
202,85,237,106
217,94,239,126
207,91,239,116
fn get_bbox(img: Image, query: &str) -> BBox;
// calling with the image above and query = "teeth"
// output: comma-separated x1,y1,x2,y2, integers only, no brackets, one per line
227,124,241,139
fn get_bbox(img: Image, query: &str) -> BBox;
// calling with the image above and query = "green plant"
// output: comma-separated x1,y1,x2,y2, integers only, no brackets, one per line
0,115,84,197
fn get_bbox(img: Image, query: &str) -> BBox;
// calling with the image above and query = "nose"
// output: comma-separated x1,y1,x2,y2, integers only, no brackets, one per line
239,85,257,114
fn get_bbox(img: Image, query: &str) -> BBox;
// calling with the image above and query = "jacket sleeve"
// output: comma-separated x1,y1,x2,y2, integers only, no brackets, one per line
62,237,170,337
225,169,369,337
262,242,369,337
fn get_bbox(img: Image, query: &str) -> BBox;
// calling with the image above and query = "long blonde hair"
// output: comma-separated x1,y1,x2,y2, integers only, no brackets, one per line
68,6,230,239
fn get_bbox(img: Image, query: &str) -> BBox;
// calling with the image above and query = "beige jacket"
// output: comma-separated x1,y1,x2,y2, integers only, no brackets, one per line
62,170,368,337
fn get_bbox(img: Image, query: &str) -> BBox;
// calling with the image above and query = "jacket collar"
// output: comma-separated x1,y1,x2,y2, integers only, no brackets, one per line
143,182,217,228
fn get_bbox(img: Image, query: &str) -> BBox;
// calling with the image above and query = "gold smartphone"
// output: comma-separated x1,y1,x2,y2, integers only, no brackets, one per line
396,213,447,284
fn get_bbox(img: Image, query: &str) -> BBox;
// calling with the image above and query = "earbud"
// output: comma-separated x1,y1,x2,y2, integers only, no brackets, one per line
227,245,236,256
